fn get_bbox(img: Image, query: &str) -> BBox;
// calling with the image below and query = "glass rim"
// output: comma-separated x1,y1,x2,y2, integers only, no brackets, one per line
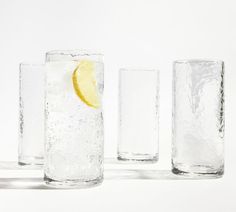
46,49,104,57
119,68,159,72
174,59,224,65
20,63,45,68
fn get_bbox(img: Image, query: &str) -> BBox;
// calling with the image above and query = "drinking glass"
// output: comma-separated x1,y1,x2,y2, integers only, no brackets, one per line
172,60,224,177
118,68,159,162
19,64,45,165
44,50,104,188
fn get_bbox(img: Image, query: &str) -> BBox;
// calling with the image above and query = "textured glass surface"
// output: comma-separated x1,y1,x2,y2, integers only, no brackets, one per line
19,64,45,166
44,51,104,188
118,69,159,162
172,60,224,176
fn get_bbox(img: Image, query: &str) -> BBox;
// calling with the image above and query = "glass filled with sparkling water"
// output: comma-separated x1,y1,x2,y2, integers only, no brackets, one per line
44,50,104,188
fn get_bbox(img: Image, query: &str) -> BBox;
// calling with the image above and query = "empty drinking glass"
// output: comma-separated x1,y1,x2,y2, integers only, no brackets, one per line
172,60,224,177
118,68,159,162
19,63,45,165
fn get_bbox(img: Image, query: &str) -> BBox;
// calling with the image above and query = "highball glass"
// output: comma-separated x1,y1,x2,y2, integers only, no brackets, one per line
44,50,104,188
19,64,45,166
118,68,159,162
172,60,224,177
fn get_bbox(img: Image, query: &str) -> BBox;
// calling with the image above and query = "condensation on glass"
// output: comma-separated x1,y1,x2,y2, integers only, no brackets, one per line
172,60,224,177
44,50,104,188
118,68,159,162
18,64,45,166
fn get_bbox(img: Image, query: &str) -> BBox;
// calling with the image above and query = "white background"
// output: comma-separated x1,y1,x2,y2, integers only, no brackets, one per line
0,0,235,211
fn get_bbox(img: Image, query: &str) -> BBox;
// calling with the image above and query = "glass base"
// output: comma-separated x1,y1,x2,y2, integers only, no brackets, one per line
18,156,44,166
172,163,224,178
44,175,103,189
117,152,158,163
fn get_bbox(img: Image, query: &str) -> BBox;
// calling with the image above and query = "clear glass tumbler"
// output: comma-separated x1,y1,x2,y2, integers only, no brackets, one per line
118,68,159,162
44,50,104,188
19,64,45,165
172,60,224,177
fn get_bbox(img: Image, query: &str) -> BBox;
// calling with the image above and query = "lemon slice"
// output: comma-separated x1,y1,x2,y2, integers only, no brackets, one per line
72,60,100,108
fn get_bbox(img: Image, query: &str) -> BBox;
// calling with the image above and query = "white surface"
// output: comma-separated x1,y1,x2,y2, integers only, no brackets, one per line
0,0,235,211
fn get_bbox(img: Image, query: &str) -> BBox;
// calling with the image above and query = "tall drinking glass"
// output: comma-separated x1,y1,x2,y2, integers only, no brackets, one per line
19,64,45,165
44,50,104,188
118,68,159,162
172,60,224,177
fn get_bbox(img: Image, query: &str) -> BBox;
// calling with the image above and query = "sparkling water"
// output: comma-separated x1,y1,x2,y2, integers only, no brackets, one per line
44,59,104,185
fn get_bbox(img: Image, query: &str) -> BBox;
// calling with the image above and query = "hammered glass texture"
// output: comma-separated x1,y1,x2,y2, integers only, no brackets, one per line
44,50,104,188
172,60,224,176
19,64,45,166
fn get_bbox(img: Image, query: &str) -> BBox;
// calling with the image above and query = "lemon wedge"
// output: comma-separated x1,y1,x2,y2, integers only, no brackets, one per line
72,60,100,108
